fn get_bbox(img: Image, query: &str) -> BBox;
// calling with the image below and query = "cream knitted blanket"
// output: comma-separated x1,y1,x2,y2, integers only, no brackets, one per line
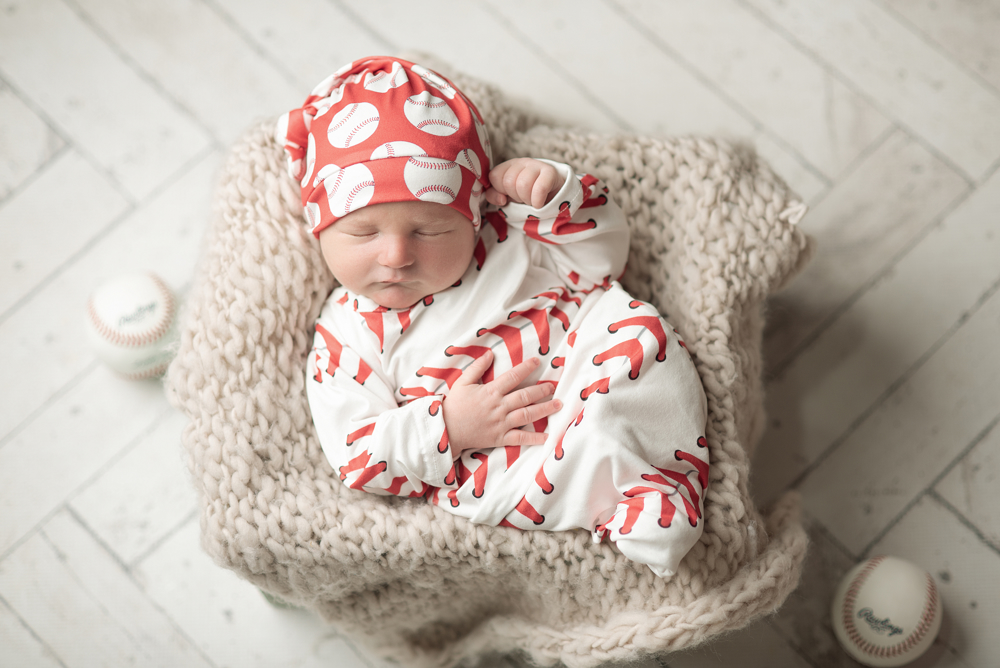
166,62,813,667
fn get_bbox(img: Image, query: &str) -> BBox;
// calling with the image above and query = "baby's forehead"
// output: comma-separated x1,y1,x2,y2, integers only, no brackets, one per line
338,201,471,227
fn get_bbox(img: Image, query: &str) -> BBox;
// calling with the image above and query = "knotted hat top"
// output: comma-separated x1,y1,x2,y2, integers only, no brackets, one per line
276,56,493,237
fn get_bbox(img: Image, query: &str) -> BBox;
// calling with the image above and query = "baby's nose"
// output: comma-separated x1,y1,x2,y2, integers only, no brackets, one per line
379,235,415,268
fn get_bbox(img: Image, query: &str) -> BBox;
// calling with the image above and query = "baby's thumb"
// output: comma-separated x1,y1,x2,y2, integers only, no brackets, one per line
483,186,508,207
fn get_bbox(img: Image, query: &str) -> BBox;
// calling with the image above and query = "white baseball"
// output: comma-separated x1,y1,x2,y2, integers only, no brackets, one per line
363,61,409,93
370,141,426,161
411,64,456,99
318,163,375,217
454,148,482,179
304,201,322,233
307,70,359,120
85,272,178,380
327,102,379,148
404,156,461,205
310,92,341,120
832,555,942,667
404,92,460,136
469,180,485,224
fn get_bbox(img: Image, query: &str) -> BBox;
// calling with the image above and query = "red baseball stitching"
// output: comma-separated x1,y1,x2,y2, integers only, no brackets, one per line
416,119,459,131
330,103,361,134
415,184,456,199
342,117,377,148
344,181,375,212
121,359,171,380
408,157,456,171
842,557,939,659
87,274,174,348
456,149,482,176
408,98,449,109
328,169,345,198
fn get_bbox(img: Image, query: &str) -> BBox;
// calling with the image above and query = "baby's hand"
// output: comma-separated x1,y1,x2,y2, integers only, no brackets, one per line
443,351,562,456
485,158,564,209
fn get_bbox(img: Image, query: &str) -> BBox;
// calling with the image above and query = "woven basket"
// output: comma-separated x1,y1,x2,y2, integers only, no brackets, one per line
166,60,813,668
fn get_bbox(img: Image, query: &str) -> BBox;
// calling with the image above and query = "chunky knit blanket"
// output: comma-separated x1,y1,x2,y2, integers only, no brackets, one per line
166,61,814,667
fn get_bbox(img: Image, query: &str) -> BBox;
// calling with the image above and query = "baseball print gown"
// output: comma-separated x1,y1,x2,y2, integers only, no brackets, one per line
306,161,709,578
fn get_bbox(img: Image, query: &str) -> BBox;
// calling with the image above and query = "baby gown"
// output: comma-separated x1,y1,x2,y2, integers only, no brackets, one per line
307,161,709,577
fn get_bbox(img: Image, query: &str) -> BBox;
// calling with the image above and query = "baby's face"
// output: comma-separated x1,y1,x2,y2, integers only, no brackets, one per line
319,201,476,309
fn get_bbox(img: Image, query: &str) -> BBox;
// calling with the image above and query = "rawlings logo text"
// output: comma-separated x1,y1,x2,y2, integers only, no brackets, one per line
119,302,157,328
857,608,904,636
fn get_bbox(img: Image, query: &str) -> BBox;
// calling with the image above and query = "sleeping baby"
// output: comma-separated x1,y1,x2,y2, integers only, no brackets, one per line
276,56,709,577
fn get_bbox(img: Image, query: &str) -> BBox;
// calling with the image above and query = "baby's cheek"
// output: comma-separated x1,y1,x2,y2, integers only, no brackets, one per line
328,249,374,290
444,247,475,284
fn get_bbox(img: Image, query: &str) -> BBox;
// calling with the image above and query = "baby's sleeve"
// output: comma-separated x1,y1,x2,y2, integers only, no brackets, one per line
495,159,630,292
307,320,454,497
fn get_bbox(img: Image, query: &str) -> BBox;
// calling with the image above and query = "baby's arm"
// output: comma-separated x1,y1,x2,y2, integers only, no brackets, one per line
308,321,456,497
309,316,562,496
486,158,630,292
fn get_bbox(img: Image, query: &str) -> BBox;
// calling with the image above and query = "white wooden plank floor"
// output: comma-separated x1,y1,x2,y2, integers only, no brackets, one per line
1,1,998,667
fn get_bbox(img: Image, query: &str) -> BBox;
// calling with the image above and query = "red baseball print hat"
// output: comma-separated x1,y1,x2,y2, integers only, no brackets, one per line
276,57,494,237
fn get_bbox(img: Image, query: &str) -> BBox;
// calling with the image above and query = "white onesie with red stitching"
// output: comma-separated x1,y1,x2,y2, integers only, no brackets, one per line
307,162,708,578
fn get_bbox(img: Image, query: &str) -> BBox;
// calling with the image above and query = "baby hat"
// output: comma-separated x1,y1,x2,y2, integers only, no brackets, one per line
275,56,493,237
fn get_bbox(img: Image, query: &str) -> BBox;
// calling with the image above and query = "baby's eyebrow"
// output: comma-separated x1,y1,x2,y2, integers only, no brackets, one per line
411,218,455,229
336,222,377,234
338,214,376,227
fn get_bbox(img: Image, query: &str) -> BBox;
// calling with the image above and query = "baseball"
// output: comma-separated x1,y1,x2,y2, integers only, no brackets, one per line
327,102,379,148
404,156,461,205
318,163,375,217
305,201,322,233
411,64,457,99
369,141,426,161
85,272,179,380
454,148,482,179
404,92,460,136
363,60,408,93
469,180,485,219
832,555,943,667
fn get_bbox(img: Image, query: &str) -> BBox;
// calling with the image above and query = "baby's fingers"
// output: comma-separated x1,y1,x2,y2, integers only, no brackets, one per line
509,163,541,206
504,381,555,411
453,349,493,387
502,428,549,447
488,162,513,197
483,186,507,207
506,398,562,430
529,165,561,208
491,357,540,394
